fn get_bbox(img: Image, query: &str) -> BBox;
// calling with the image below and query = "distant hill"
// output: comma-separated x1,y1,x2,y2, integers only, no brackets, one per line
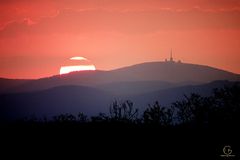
130,80,239,108
109,61,240,83
0,85,112,121
1,61,240,120
0,61,239,94
0,78,32,94
94,81,178,96
0,80,238,121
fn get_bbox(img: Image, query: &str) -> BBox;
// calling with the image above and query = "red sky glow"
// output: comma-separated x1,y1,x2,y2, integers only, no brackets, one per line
0,0,240,79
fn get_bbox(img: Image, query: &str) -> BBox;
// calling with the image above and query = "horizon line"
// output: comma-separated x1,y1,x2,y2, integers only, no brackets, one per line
0,60,239,80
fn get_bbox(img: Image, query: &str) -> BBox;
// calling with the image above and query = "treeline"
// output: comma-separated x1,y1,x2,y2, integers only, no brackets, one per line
19,84,240,128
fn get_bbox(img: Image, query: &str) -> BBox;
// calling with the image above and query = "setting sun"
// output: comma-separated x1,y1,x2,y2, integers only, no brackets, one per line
60,56,96,75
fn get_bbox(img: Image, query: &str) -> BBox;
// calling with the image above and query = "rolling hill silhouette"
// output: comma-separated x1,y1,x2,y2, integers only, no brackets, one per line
95,81,178,96
0,78,32,94
0,61,240,121
0,85,112,121
130,80,237,107
109,61,240,83
0,61,239,94
0,80,238,121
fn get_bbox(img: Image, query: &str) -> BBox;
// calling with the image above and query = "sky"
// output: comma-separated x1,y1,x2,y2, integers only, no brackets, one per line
0,0,240,79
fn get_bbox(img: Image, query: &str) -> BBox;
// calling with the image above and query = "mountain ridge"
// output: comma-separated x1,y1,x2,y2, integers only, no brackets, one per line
0,80,238,121
0,61,239,94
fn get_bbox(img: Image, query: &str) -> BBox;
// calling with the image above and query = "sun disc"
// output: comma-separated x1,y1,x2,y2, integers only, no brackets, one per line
59,56,96,75
60,65,96,75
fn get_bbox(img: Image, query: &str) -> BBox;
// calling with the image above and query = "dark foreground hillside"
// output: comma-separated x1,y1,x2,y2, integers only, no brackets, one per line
1,84,240,159
1,122,239,159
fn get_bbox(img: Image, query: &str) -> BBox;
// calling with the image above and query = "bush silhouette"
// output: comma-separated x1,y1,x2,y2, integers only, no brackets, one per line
53,113,77,123
91,113,109,123
77,112,88,123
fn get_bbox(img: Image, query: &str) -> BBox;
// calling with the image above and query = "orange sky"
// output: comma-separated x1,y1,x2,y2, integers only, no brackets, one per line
0,0,240,79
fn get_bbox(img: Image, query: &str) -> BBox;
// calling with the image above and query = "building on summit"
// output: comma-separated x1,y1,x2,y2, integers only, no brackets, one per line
165,49,181,63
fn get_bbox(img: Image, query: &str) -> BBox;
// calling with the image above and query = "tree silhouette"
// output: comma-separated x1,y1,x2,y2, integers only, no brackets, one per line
171,83,240,127
172,93,212,126
211,84,240,126
143,101,174,126
5,83,239,129
109,100,138,123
